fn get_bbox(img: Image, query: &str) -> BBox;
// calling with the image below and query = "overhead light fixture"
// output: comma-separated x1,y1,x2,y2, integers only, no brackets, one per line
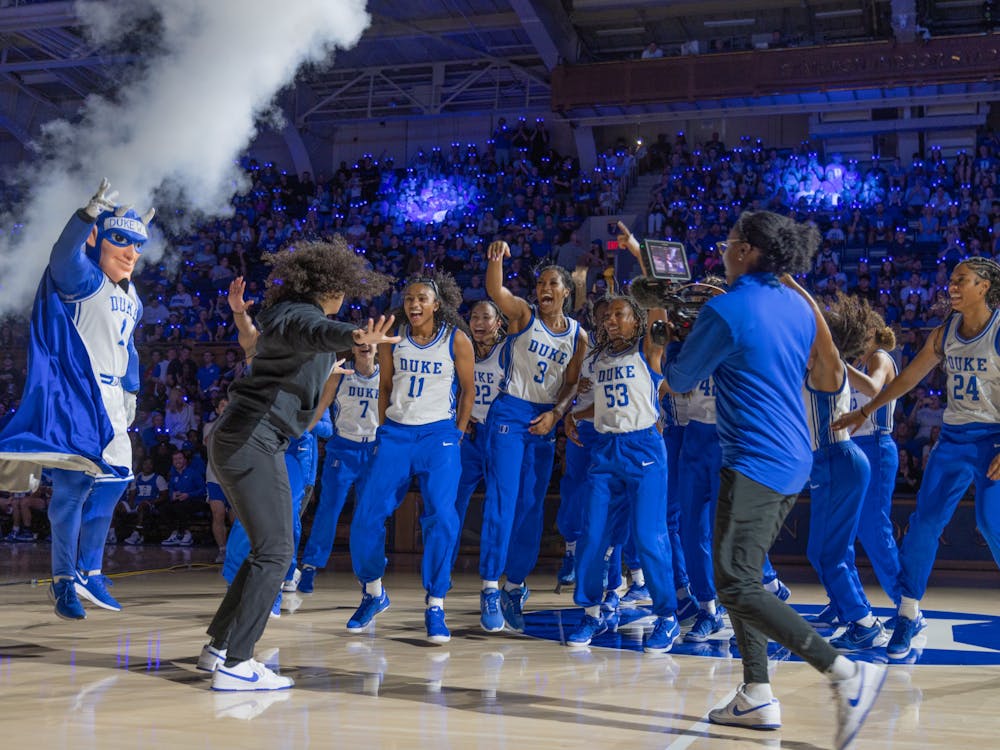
595,27,647,36
702,18,756,28
815,8,864,18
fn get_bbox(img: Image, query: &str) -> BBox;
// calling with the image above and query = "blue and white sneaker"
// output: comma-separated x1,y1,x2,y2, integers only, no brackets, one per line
347,588,390,632
709,685,782,730
886,614,927,660
499,585,529,632
830,620,889,651
297,566,316,594
425,606,451,644
807,602,843,629
773,579,791,601
644,615,681,654
833,660,887,749
270,592,282,619
556,552,576,587
684,609,725,643
50,579,86,620
197,644,227,673
480,588,504,632
620,583,652,605
212,658,294,691
73,571,122,612
601,590,620,632
676,594,699,624
566,613,607,648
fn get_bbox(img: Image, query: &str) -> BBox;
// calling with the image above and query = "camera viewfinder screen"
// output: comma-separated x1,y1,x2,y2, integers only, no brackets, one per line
643,240,690,281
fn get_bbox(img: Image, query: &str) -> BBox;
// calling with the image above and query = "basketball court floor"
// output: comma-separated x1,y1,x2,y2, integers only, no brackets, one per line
2,545,998,749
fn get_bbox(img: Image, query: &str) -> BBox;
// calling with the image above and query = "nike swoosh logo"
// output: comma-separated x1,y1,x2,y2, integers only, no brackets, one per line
641,460,655,467
809,484,820,490
732,701,773,716
222,669,261,683
77,575,89,585
847,691,862,708
442,442,455,446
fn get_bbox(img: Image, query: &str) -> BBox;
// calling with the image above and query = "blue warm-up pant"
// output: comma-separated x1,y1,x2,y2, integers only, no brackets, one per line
853,433,901,604
556,420,596,544
350,419,462,599
898,424,1000,601
808,440,872,623
480,394,556,585
677,420,723,603
574,427,677,618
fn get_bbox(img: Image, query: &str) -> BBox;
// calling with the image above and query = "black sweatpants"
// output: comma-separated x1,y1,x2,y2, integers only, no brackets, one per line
206,411,292,663
714,468,839,684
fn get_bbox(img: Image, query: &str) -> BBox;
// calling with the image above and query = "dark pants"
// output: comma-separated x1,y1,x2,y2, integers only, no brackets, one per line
160,499,204,535
206,411,292,663
714,468,838,684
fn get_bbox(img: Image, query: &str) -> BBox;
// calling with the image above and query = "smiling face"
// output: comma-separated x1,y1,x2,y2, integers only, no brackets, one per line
469,301,502,346
947,263,990,314
404,283,440,329
352,341,376,369
603,298,638,347
535,269,570,317
97,233,141,283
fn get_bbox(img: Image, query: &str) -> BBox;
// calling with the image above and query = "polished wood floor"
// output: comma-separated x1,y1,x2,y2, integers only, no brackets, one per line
1,545,998,749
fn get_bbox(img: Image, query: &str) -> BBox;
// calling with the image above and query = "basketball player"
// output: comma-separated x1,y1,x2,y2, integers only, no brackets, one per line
479,242,587,632
835,257,1000,660
296,340,381,594
346,273,474,644
0,179,153,619
453,300,505,568
663,211,885,750
199,239,395,691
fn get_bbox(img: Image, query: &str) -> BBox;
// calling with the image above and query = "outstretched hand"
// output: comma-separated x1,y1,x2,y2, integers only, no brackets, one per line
353,315,401,347
83,178,118,220
228,276,253,315
487,241,511,263
831,410,866,435
617,220,642,259
330,358,355,377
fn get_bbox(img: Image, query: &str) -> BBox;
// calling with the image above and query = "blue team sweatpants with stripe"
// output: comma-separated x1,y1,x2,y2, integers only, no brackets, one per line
852,432,901,604
677,420,722,603
49,469,129,577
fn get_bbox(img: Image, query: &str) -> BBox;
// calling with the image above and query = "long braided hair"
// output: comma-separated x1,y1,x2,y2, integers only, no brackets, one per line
959,257,1000,310
588,294,647,365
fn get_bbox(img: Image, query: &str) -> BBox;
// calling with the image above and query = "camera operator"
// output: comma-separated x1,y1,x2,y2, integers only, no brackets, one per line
653,210,886,748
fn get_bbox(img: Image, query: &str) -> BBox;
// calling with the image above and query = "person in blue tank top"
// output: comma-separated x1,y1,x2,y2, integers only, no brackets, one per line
453,300,506,568
479,242,588,634
295,341,381,595
347,272,474,645
835,257,1000,662
0,179,153,620
663,211,886,749
783,278,886,652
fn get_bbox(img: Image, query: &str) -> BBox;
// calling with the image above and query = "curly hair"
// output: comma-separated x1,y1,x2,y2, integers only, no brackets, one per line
262,237,392,309
959,257,1000,310
731,210,820,276
395,270,470,335
588,295,647,364
865,304,896,351
822,292,872,362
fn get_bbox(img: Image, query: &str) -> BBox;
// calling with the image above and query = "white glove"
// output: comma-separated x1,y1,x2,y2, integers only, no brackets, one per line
124,390,137,427
82,178,119,220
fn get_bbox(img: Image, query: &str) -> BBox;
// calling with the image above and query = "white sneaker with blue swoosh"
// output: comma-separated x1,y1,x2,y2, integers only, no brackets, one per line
212,658,294,691
708,684,781,729
832,660,886,750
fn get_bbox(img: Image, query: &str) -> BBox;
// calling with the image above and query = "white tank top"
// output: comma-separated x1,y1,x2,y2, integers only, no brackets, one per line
850,350,897,437
575,331,597,424
333,367,380,442
386,324,457,425
942,310,1000,426
684,375,718,425
500,308,580,405
472,342,504,424
592,338,662,434
805,367,852,450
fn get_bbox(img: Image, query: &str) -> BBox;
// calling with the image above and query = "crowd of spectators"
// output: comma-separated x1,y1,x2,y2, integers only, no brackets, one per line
1,124,998,542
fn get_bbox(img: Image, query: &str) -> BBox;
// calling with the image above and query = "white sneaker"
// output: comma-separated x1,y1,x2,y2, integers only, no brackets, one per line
708,685,782,730
214,689,290,719
177,530,194,546
124,531,143,545
161,531,180,547
832,660,887,750
211,658,294,691
214,548,226,564
197,643,227,673
281,567,301,593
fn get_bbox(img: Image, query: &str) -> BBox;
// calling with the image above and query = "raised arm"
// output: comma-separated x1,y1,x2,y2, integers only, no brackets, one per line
227,276,260,360
486,241,531,334
780,273,842,391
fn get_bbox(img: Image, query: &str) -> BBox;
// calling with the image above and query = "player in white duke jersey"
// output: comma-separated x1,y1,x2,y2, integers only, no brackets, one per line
784,278,886,651
830,305,900,623
0,179,154,620
836,257,1000,660
562,232,680,652
295,341,381,594
479,241,588,633
347,273,474,644
452,300,505,568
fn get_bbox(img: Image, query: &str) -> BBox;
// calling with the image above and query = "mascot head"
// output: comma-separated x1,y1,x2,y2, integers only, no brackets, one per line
87,205,154,283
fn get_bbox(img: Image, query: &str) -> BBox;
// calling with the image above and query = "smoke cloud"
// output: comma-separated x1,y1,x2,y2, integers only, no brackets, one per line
0,0,370,312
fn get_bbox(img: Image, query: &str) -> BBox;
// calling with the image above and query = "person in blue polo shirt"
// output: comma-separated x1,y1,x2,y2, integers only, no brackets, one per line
661,210,885,750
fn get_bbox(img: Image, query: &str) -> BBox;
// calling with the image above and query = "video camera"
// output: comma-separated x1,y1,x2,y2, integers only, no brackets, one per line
629,239,719,342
